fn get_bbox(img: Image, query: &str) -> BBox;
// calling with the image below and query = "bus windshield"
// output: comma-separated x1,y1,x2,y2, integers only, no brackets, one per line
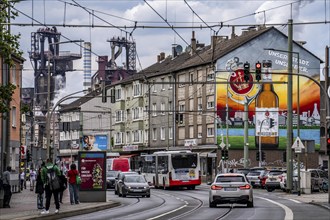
171,154,198,169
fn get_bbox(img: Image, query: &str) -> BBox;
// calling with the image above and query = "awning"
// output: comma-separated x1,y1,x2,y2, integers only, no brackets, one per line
119,154,139,158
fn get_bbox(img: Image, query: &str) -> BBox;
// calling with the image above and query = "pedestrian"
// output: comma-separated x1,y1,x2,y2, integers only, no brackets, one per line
40,158,61,214
67,163,80,205
2,166,12,208
58,170,67,204
30,168,37,191
35,167,44,210
20,170,25,190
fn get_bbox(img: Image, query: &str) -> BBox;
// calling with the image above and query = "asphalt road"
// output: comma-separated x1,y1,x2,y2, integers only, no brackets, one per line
63,186,330,220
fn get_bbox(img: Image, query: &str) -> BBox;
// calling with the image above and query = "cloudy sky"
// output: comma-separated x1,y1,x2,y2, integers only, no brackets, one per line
10,0,330,98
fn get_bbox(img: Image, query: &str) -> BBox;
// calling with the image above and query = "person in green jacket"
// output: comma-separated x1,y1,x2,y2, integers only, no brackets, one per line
40,158,61,215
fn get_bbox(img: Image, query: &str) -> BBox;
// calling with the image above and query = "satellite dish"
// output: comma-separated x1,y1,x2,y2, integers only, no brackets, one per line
175,45,183,54
185,46,192,53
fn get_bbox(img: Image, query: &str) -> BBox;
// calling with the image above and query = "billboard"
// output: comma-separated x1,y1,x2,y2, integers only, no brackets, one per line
82,135,108,151
78,151,106,191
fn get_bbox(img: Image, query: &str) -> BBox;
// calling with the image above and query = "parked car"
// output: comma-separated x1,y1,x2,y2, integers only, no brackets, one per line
265,170,285,192
246,170,267,188
209,173,254,208
106,170,119,189
117,174,151,198
279,170,299,192
114,171,138,195
235,168,250,176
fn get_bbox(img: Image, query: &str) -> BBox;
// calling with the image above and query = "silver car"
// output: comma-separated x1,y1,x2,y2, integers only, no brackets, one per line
117,174,151,198
209,173,253,208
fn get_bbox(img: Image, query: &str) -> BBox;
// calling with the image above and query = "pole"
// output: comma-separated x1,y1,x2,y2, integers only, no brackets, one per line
244,101,249,168
296,52,301,196
259,119,266,167
225,80,229,172
286,19,294,193
46,52,51,160
325,46,330,204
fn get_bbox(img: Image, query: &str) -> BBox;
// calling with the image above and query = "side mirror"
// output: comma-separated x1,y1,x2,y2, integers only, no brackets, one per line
207,181,212,185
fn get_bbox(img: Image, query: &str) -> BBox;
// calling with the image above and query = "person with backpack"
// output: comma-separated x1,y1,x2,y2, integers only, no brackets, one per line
67,163,80,205
40,158,61,214
58,170,67,203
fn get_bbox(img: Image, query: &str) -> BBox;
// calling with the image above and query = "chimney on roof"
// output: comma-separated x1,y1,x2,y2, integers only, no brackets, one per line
191,31,196,55
157,55,160,62
160,52,165,61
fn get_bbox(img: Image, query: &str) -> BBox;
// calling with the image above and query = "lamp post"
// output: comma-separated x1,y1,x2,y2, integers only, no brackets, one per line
264,47,300,194
45,40,83,161
258,119,267,167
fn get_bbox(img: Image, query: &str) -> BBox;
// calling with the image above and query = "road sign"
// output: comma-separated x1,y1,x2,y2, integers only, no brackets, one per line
292,137,305,153
219,142,226,149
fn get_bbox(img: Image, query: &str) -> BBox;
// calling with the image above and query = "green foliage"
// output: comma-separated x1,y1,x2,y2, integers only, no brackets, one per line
0,83,16,114
21,103,31,114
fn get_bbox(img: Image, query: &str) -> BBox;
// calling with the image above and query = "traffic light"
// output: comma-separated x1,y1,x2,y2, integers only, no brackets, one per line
26,149,31,162
221,149,225,160
224,149,229,160
256,151,260,161
261,151,265,161
255,61,262,81
102,81,107,103
179,114,184,124
283,151,286,162
20,145,26,160
327,127,330,155
243,62,250,82
175,113,179,123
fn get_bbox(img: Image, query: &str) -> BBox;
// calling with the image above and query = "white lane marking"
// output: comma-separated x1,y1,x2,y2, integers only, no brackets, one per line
146,204,187,220
288,199,301,204
256,196,294,220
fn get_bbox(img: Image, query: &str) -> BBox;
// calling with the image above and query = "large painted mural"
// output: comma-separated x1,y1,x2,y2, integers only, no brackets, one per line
215,33,321,150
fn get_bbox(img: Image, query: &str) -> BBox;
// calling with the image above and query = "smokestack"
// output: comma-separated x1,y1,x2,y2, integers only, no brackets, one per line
191,31,196,55
160,52,165,61
231,26,236,39
83,42,92,93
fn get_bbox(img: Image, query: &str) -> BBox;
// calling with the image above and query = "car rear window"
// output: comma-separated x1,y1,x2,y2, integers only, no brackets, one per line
269,171,283,176
247,171,260,176
216,176,245,183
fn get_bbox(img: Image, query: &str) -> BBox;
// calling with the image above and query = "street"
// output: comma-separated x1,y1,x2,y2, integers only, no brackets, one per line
63,186,330,220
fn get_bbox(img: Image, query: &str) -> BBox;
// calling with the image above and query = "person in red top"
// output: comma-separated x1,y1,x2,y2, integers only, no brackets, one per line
67,163,80,205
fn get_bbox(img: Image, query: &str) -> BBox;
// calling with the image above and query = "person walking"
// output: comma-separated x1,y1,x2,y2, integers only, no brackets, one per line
58,170,67,204
30,168,37,191
40,158,61,214
35,167,44,209
2,166,12,208
20,170,25,190
67,163,80,205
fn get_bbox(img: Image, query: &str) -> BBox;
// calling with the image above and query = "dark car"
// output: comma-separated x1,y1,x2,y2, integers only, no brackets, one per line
114,171,138,195
117,174,151,198
107,170,119,189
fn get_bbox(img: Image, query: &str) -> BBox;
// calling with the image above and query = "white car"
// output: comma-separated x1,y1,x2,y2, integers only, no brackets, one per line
209,173,254,208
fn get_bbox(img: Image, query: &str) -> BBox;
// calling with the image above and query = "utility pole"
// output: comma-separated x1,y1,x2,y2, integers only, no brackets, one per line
243,100,249,168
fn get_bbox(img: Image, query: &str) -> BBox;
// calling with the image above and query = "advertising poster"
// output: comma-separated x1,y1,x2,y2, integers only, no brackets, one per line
216,52,321,149
78,151,106,191
82,135,108,151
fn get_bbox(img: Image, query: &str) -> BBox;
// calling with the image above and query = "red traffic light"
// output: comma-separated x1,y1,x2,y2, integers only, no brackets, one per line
327,138,330,145
256,62,261,69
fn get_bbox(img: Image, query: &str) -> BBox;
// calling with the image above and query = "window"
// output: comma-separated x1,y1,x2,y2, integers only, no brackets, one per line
11,106,16,127
207,96,214,109
189,72,194,85
133,130,142,143
160,127,165,140
179,102,185,112
144,129,149,142
115,110,124,122
152,80,157,92
178,74,185,87
160,103,165,115
169,127,173,140
189,126,194,138
207,125,214,137
198,97,202,111
133,82,142,97
152,128,157,140
133,107,143,120
168,75,173,89
161,78,165,90
152,103,157,116
207,71,214,81
197,125,202,138
115,132,123,144
168,101,173,114
115,88,122,100
12,64,17,85
189,99,194,111
126,131,131,144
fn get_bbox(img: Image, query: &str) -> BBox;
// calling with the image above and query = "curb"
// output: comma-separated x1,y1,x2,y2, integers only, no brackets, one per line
309,201,330,211
9,202,121,220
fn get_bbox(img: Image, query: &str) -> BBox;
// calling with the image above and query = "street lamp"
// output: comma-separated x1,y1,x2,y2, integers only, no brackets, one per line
45,40,83,161
264,47,300,194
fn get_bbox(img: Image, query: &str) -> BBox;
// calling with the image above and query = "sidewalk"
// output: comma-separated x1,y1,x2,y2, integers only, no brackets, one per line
0,182,120,220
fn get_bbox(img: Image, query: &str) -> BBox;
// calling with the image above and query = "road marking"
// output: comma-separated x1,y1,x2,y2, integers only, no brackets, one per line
146,204,187,220
256,196,294,220
288,199,301,204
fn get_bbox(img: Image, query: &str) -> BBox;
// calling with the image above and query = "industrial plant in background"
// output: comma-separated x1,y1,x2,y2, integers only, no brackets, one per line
29,26,82,114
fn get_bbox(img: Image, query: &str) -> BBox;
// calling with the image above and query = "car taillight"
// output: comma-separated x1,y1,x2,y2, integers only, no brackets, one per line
239,184,251,190
211,185,223,190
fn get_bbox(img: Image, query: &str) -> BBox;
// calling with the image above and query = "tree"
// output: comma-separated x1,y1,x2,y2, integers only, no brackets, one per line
0,0,23,115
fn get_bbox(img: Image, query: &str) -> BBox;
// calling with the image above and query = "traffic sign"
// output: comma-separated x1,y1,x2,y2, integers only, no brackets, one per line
219,142,226,149
291,137,305,153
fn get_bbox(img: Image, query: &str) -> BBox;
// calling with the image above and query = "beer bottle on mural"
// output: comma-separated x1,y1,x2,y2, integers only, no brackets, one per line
255,60,279,149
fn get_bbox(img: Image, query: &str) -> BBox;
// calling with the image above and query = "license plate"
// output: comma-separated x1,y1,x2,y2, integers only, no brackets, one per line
224,187,237,191
133,189,142,192
270,178,276,181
